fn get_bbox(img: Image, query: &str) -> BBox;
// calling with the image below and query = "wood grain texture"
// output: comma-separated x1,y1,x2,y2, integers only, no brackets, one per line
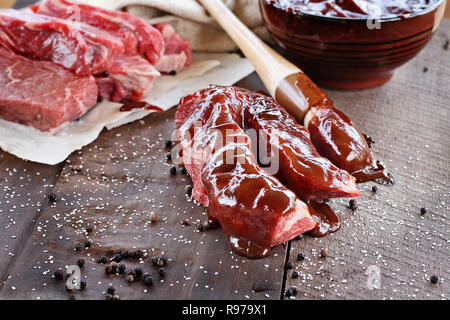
285,21,450,300
0,0,448,300
0,153,63,288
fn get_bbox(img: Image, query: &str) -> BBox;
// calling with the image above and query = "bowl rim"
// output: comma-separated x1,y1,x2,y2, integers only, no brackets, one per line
262,0,445,23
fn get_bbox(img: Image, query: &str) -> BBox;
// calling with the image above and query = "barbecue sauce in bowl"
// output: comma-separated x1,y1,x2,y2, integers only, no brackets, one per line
271,0,438,19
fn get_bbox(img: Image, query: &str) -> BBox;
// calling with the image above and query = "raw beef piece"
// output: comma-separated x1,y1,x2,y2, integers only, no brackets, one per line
177,87,316,253
96,55,160,102
176,86,359,205
32,0,164,65
153,23,193,74
0,9,123,75
0,48,98,133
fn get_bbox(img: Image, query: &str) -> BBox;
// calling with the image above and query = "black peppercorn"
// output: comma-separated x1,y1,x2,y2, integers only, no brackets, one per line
106,286,115,295
185,185,193,197
54,269,64,280
112,254,122,263
86,225,93,233
297,253,305,261
158,268,165,277
169,70,177,76
120,251,129,259
144,276,153,286
48,193,57,203
166,153,172,161
292,271,299,279
430,275,439,284
77,259,85,268
420,208,427,215
134,268,143,278
170,166,177,175
285,261,294,270
118,264,126,274
285,288,293,297
372,186,378,193
165,140,173,148
105,265,113,275
180,167,188,175
133,250,143,259
97,96,103,103
84,240,92,248
98,255,108,264
102,71,109,78
349,199,358,211
291,287,298,296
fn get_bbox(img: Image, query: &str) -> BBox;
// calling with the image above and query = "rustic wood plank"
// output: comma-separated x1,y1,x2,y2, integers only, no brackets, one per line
284,21,450,300
0,152,64,289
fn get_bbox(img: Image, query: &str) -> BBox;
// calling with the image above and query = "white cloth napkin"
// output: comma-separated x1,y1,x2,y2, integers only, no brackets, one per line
81,0,270,52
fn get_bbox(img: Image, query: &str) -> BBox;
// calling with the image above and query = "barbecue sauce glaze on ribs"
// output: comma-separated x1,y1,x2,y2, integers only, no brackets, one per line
176,86,361,258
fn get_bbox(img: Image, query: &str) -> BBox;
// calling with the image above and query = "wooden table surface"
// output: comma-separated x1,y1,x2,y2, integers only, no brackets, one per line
0,0,448,300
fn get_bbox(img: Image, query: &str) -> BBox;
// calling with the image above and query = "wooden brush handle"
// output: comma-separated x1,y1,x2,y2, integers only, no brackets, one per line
198,0,327,121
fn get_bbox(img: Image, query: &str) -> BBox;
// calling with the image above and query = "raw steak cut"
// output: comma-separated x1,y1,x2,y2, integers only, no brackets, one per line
153,23,193,74
96,54,160,102
0,9,123,76
176,87,316,254
0,48,98,133
32,0,164,65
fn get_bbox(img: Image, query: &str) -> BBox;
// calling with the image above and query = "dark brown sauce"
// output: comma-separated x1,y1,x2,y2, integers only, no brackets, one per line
270,0,437,19
204,218,221,230
307,201,340,237
353,161,395,186
180,220,191,227
120,101,164,113
362,133,375,149
229,236,271,259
